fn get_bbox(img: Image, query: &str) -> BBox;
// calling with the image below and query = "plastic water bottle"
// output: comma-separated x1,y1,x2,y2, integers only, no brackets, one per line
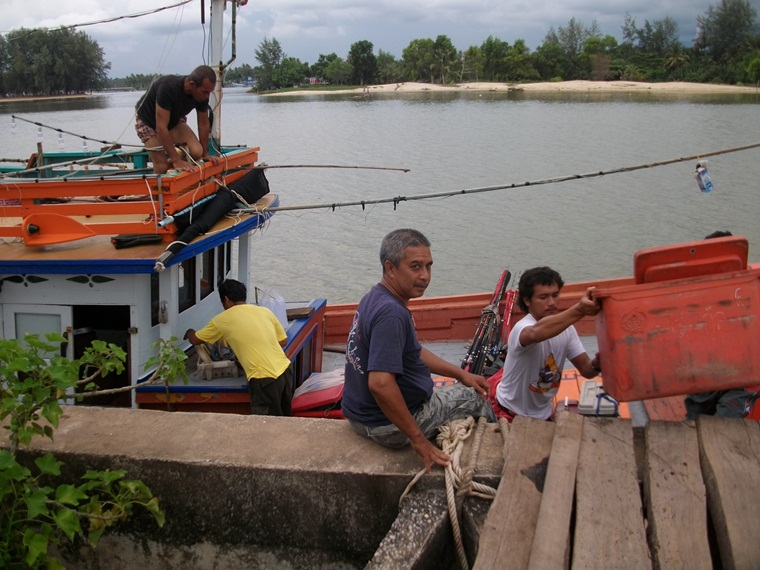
695,162,714,193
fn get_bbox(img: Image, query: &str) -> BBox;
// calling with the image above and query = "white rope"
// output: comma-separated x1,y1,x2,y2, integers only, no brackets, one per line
399,416,498,570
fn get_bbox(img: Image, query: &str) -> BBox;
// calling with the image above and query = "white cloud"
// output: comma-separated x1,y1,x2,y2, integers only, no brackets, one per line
3,0,711,77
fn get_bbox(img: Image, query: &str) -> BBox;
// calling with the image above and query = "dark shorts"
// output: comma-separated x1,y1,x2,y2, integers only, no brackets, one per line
248,367,293,416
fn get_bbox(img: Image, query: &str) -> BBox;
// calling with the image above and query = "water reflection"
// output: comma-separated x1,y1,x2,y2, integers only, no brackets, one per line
0,95,111,114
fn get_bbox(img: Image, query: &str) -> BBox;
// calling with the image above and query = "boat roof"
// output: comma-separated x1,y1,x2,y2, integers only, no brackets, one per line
0,193,277,274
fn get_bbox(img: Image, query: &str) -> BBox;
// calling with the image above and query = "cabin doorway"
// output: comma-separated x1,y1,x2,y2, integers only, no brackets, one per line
69,305,131,407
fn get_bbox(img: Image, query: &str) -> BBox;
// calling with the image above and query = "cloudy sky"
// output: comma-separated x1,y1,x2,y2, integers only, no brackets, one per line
4,0,709,78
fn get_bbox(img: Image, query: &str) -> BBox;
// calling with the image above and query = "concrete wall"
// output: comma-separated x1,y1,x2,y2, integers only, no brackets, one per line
8,407,504,568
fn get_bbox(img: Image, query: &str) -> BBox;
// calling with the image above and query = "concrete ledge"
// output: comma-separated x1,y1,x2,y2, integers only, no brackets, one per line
8,406,505,567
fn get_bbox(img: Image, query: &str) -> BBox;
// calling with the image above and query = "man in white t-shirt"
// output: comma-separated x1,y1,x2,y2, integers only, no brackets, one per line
494,266,602,420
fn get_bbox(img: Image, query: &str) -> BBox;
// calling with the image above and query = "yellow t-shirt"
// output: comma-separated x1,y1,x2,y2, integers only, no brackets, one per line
195,304,290,380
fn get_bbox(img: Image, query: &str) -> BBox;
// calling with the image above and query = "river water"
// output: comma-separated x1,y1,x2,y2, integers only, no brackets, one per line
2,88,759,303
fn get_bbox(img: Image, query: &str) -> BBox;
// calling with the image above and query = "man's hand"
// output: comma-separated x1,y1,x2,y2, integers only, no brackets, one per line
459,371,489,398
578,287,601,317
410,434,450,472
201,154,220,166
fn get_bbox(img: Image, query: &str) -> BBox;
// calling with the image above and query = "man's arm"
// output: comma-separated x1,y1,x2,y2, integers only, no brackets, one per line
570,351,601,379
368,370,450,472
519,287,600,347
420,347,488,397
196,108,216,161
155,105,192,171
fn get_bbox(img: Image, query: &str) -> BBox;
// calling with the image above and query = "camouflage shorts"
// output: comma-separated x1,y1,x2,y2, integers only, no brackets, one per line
135,115,187,144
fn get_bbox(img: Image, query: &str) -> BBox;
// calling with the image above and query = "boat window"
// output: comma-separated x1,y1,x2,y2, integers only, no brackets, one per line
150,273,159,326
200,249,215,300
178,258,196,313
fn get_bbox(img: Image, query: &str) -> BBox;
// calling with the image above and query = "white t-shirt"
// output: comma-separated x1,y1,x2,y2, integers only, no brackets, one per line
496,314,585,420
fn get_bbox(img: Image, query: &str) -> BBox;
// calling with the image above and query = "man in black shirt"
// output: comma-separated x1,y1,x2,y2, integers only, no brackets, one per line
135,65,218,173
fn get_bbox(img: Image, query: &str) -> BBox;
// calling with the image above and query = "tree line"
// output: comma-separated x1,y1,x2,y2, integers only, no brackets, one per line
238,1,759,91
0,29,109,96
0,0,757,97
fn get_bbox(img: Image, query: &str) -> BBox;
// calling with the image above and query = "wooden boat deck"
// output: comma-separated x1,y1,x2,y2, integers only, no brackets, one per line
0,193,277,271
474,412,760,569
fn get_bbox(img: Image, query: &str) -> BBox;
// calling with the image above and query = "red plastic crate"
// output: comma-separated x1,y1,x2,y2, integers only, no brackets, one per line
595,268,760,402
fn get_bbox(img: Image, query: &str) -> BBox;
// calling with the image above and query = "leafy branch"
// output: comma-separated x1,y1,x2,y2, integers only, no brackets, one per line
1,334,184,568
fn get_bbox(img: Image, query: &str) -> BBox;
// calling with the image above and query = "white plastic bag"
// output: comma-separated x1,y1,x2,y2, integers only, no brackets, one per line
257,288,288,328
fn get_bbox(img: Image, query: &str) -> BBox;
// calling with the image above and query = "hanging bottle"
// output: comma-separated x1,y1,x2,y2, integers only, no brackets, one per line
695,162,714,193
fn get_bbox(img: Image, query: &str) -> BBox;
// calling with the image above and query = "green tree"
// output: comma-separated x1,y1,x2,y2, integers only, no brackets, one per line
547,18,602,79
253,36,284,91
324,57,353,85
431,35,457,83
533,40,565,80
583,35,619,80
273,56,308,88
480,36,509,81
504,39,538,81
698,0,759,63
225,63,255,85
2,28,108,96
402,38,436,82
310,53,339,80
347,40,377,85
461,45,484,81
376,49,403,83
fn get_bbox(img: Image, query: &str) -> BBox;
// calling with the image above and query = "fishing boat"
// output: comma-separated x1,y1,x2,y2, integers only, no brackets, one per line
0,0,326,411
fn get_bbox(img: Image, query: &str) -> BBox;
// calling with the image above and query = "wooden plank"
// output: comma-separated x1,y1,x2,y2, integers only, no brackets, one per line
474,416,555,570
528,411,583,570
697,415,760,569
644,421,711,569
573,418,651,569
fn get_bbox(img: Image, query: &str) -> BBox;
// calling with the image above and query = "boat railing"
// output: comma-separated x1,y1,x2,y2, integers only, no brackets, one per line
0,146,260,246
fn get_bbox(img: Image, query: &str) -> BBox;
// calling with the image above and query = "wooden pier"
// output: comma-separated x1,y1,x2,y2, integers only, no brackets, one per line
474,412,760,569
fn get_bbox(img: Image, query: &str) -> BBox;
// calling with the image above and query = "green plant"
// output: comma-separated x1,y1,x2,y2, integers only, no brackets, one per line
0,333,185,568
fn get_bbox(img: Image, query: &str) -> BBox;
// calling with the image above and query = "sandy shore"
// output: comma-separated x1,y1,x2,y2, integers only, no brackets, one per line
0,93,94,104
268,80,760,97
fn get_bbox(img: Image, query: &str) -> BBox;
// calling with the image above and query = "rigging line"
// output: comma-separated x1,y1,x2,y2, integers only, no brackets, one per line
258,164,411,173
235,141,760,214
2,149,146,178
2,1,194,37
156,0,188,73
11,115,144,149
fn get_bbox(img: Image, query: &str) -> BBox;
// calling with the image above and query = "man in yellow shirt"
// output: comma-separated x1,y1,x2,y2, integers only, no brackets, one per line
184,279,293,416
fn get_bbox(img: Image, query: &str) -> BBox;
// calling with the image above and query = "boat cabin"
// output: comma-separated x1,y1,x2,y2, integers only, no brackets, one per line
0,147,326,411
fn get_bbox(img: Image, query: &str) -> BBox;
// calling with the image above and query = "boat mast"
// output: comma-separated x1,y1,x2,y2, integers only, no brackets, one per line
208,0,226,149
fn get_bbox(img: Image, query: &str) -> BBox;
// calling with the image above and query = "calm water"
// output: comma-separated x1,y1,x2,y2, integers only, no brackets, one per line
2,88,759,303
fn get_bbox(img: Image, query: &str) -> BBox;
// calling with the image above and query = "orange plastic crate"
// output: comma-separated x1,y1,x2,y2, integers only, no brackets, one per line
595,268,760,402
633,235,748,284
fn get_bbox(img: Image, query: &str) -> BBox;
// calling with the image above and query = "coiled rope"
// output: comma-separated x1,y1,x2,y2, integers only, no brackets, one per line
399,416,499,570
